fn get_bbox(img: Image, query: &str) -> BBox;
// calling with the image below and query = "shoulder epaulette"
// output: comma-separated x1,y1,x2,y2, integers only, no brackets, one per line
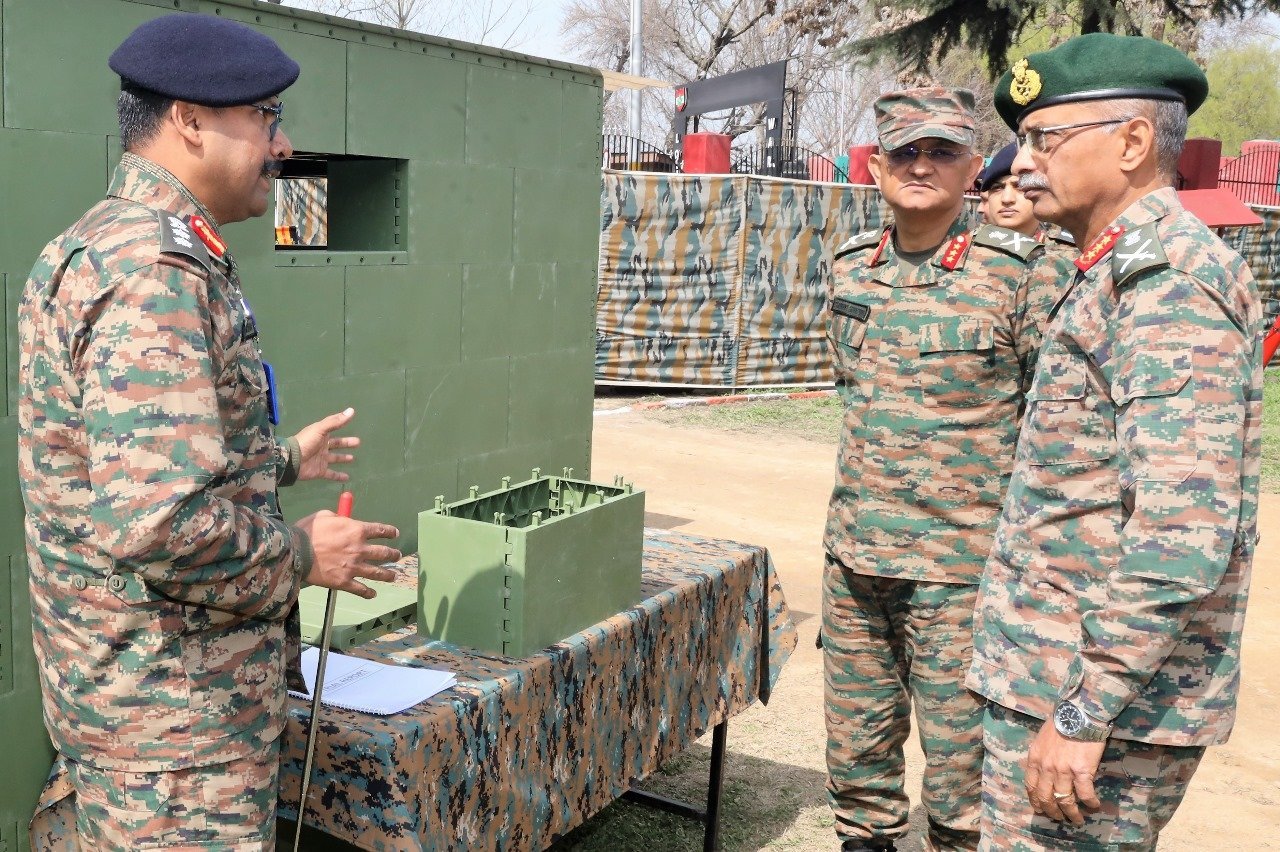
158,211,211,271
1111,222,1169,286
972,224,1040,262
835,226,888,260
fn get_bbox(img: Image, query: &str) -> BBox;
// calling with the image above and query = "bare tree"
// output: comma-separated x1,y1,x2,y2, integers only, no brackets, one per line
282,0,536,50
563,0,860,150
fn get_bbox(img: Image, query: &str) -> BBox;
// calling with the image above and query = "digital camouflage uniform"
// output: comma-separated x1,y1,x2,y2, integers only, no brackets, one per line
824,209,1071,849
967,187,1263,849
18,152,310,847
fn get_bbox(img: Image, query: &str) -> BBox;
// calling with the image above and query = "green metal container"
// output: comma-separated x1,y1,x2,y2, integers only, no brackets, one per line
418,471,644,658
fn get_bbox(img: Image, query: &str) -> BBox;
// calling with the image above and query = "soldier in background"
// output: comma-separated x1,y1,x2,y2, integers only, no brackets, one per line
979,141,1076,255
968,34,1263,850
822,88,1067,852
17,14,401,848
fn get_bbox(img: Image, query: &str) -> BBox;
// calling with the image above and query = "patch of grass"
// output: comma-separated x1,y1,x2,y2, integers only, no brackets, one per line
1263,367,1279,493
646,397,843,445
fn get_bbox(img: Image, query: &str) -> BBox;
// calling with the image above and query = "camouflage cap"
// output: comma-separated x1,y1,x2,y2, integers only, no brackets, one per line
874,87,977,150
995,33,1208,129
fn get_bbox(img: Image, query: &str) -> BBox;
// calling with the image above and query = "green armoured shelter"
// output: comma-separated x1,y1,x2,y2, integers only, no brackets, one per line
0,0,603,845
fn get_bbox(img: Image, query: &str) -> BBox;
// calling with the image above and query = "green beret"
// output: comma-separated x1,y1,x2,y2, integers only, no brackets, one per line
995,33,1208,130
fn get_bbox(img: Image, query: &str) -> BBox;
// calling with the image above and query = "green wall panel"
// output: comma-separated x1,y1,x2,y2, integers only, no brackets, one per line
466,65,562,168
509,350,593,446
553,260,598,352
279,371,407,479
5,273,18,419
460,264,515,361
0,418,20,556
405,358,509,464
256,27,347,156
0,129,107,281
559,81,604,170
349,461,456,554
408,163,513,264
347,45,465,162
507,264,556,356
0,554,55,852
2,0,155,134
513,169,601,262
345,264,461,373
249,266,346,381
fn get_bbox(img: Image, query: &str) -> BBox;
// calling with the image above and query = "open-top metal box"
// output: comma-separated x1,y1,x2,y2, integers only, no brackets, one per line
418,469,644,657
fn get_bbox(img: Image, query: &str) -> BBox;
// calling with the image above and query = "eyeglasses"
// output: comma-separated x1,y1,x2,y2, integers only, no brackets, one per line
885,144,969,168
1017,118,1129,154
249,102,284,141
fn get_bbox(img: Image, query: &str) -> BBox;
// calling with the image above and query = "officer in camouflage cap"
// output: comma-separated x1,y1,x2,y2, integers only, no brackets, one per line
968,33,1263,850
822,87,1072,852
18,13,403,848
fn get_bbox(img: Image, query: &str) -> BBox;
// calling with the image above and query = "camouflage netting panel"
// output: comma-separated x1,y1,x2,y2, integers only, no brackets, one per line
1222,206,1280,330
736,178,886,387
597,173,742,385
597,172,888,388
274,177,327,247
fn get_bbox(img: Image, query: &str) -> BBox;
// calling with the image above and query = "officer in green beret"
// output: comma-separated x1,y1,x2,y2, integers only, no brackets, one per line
967,33,1264,849
822,87,1070,852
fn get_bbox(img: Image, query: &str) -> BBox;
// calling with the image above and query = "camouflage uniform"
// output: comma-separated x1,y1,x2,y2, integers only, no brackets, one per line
17,153,309,843
824,213,1070,850
967,188,1263,847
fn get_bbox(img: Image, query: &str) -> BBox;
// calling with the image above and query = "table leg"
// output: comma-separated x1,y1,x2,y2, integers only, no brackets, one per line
621,720,728,852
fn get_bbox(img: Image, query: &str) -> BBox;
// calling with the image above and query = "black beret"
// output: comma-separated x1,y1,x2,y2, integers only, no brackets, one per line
109,13,299,107
977,142,1019,192
995,33,1208,130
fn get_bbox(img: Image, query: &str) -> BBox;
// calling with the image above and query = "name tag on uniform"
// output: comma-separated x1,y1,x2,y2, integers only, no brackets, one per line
832,298,870,323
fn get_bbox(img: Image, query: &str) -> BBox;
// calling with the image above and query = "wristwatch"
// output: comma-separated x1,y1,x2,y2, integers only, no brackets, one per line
1053,700,1112,742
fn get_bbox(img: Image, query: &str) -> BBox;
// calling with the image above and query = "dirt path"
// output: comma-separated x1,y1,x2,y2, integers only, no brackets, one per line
590,411,1280,851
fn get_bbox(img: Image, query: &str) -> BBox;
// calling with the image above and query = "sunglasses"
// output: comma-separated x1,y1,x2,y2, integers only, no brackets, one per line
885,144,968,168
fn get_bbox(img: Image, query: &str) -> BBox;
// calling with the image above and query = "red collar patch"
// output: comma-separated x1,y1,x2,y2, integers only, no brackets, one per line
939,232,971,270
188,215,227,260
1075,225,1124,272
868,228,893,266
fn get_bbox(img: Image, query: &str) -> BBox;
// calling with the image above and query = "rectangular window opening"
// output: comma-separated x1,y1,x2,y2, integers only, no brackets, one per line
274,153,406,252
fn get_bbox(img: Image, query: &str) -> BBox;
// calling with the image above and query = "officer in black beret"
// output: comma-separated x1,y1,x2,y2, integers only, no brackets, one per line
968,31,1263,851
978,142,1038,237
18,12,402,847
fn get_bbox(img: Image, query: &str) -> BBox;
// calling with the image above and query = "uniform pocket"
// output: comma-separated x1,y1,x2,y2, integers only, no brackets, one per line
914,318,996,407
1113,347,1197,486
829,304,868,380
1023,346,1113,465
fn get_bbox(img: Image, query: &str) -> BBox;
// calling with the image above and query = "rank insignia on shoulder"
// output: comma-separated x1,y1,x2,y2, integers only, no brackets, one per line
973,224,1039,261
939,232,971,270
1111,223,1168,285
835,227,889,260
1075,225,1124,273
158,212,211,270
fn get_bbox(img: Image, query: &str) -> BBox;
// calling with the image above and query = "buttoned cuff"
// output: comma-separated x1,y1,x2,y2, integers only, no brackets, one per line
1059,655,1138,723
292,526,314,582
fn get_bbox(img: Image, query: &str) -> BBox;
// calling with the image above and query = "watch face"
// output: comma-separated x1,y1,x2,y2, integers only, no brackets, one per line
1055,702,1085,737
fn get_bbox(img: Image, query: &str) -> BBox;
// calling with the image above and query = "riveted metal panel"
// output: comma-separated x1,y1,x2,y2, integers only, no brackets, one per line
348,44,464,162
408,163,513,264
2,0,156,134
405,358,509,465
513,168,601,263
344,263,461,373
0,553,57,852
552,260,598,352
0,130,107,288
466,64,562,169
559,79,605,171
279,371,407,479
247,266,346,382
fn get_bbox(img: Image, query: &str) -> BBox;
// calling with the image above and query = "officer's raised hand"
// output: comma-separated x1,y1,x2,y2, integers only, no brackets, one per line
293,407,360,482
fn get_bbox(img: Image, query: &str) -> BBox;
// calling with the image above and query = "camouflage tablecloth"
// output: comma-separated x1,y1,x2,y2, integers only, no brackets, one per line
31,530,796,851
